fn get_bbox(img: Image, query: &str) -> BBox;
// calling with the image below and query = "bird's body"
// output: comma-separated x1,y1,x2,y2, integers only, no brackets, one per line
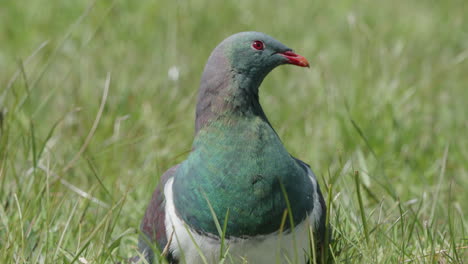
164,175,322,264
137,32,326,264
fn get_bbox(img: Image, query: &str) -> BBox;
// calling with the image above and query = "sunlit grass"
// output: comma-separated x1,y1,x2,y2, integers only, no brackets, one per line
0,0,467,263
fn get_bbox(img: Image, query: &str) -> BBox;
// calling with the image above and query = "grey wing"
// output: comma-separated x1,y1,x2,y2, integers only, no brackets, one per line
137,165,180,264
292,157,327,243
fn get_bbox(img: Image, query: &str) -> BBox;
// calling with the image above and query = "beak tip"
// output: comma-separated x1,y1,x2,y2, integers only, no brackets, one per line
279,51,310,68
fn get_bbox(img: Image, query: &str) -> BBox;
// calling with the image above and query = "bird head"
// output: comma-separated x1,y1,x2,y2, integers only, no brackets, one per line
195,32,309,132
221,31,309,78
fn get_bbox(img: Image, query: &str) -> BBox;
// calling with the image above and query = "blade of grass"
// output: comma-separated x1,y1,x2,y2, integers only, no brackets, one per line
308,224,317,264
54,200,80,259
447,181,461,263
430,144,449,223
279,181,298,263
201,191,228,261
62,72,110,173
276,209,289,264
184,224,209,264
29,121,37,170
220,208,230,262
323,183,333,264
354,170,369,245
69,196,126,264
85,156,113,201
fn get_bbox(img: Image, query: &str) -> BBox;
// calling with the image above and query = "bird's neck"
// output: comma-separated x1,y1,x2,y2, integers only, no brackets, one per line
224,71,268,117
195,65,271,134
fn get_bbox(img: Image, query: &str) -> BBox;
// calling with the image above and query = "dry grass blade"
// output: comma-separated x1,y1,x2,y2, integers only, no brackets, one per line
62,72,111,173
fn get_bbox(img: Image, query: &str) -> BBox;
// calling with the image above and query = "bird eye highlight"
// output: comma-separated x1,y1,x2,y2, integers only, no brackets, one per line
251,40,265,50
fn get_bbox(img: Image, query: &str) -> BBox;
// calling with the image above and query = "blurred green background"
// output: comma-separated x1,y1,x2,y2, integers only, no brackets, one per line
1,0,467,263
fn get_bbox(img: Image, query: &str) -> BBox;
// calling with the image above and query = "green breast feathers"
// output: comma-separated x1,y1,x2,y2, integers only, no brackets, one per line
173,116,314,237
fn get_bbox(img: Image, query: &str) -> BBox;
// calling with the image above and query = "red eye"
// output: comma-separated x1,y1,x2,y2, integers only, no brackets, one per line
251,40,264,50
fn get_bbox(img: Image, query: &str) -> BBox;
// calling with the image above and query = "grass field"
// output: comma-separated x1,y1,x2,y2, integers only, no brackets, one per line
1,0,467,263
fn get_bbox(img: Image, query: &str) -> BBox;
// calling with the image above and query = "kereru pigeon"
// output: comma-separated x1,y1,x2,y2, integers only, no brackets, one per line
136,32,326,264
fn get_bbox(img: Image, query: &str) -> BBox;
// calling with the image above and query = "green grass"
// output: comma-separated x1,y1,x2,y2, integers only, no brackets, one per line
1,0,467,263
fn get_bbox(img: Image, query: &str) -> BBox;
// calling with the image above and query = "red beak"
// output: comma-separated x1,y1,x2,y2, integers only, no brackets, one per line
279,51,310,68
